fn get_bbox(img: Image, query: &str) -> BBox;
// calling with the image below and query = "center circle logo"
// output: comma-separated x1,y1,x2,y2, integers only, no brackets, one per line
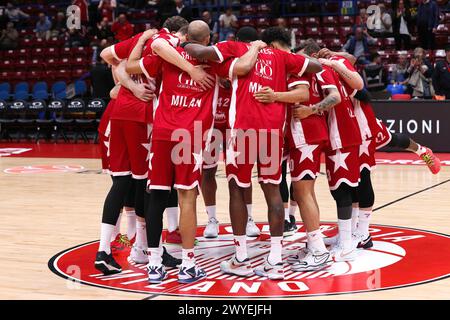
49,223,450,298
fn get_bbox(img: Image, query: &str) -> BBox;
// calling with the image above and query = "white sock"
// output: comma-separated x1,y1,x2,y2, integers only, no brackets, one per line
284,207,290,221
351,207,359,233
268,236,283,265
289,202,297,217
135,220,147,248
166,207,179,232
234,235,248,261
182,248,195,268
125,210,136,239
415,144,426,155
357,210,372,236
99,223,115,254
246,204,253,219
112,213,122,241
307,229,327,253
338,219,352,251
148,247,162,266
205,205,217,220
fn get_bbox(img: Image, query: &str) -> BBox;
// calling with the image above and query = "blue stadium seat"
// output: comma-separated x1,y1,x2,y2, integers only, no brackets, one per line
32,82,49,100
14,82,29,101
74,80,87,96
52,81,67,99
0,82,10,100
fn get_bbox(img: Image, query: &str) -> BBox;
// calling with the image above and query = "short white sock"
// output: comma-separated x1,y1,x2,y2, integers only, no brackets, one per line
125,210,136,239
351,207,359,233
246,204,253,219
338,219,352,251
148,247,162,266
135,220,147,248
307,229,327,253
112,213,122,241
205,205,217,220
357,210,372,236
415,144,426,155
166,207,179,232
234,235,248,261
268,236,283,265
289,202,297,216
182,248,195,268
99,223,115,254
284,207,290,221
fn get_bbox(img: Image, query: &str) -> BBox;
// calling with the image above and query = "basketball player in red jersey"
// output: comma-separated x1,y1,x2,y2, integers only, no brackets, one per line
183,31,322,280
126,20,265,283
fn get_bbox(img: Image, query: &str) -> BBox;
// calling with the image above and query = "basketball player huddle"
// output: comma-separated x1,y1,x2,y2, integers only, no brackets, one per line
94,16,441,284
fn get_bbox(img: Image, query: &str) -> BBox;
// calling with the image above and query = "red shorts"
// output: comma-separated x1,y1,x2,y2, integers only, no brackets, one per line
203,126,227,170
325,145,360,191
149,139,202,190
374,118,392,150
108,119,151,179
226,131,283,187
289,143,325,181
359,138,376,172
99,133,110,173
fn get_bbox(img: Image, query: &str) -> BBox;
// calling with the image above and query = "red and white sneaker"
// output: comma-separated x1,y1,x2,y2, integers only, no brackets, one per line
165,229,182,244
111,234,132,253
419,147,441,174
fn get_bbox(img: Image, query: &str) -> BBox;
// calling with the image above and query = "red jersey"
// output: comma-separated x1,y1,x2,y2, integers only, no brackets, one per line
352,98,380,141
317,66,362,150
140,47,227,142
287,74,329,148
110,29,180,124
214,82,231,131
213,41,310,132
98,99,115,135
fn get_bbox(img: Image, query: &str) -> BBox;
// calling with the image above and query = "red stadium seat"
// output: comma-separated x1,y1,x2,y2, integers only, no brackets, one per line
256,18,271,28
239,18,256,28
47,37,64,47
257,4,271,14
304,17,320,27
291,27,305,38
72,57,89,68
315,39,325,48
391,94,411,100
289,17,302,28
436,24,449,34
44,47,59,58
241,5,256,15
3,50,16,60
339,15,355,26
45,58,59,71
1,60,14,70
14,59,29,71
60,47,72,58
32,48,45,58
35,38,46,47
322,16,338,26
71,47,88,57
383,38,396,50
327,39,343,50
72,69,86,79
305,27,321,37
339,26,353,38
322,26,338,36
17,48,30,59
28,59,43,71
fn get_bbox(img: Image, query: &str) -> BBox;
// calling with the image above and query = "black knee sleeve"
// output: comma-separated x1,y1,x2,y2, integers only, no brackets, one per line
388,133,410,149
102,175,132,225
351,186,359,204
279,160,289,203
358,168,375,208
123,179,136,208
289,182,295,202
134,179,147,218
146,190,170,248
330,184,354,208
167,187,178,208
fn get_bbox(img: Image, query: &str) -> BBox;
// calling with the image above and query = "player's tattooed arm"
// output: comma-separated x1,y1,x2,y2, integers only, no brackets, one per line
318,58,364,90
182,43,221,61
292,87,340,120
302,55,323,74
232,40,266,76
254,84,309,104
116,60,155,102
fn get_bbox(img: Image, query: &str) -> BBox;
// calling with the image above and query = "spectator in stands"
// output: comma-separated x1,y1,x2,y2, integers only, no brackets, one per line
51,12,68,38
96,17,114,42
389,53,410,84
66,26,88,47
362,53,388,91
405,47,435,99
342,26,376,64
111,14,133,42
174,0,193,22
368,3,393,36
355,8,369,30
393,0,412,50
98,0,117,22
276,18,296,50
218,7,238,41
0,21,18,50
157,0,177,25
417,0,440,50
35,13,52,40
201,10,218,44
432,45,450,99
5,3,29,27
73,0,89,25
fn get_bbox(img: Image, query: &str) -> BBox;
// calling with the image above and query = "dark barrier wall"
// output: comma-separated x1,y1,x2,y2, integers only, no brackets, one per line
371,100,450,153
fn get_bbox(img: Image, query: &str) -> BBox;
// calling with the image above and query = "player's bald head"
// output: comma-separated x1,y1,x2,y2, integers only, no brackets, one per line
187,20,211,45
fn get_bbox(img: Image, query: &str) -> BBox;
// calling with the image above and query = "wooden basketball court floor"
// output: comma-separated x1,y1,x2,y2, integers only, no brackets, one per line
0,148,449,300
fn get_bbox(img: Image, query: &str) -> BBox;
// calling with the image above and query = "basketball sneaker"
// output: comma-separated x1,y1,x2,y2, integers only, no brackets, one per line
324,234,339,247
331,245,357,262
162,246,182,268
128,244,148,264
289,215,298,230
165,229,182,244
353,232,373,249
246,217,261,237
254,259,284,280
419,147,441,174
111,233,131,252
287,247,309,265
283,219,296,237
147,264,168,283
203,217,219,238
178,265,207,283
94,251,122,275
220,256,254,277
291,249,332,272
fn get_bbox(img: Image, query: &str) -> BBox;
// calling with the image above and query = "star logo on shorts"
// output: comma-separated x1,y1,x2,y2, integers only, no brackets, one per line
225,144,240,168
359,139,371,156
104,140,110,157
142,143,152,161
299,144,318,163
148,152,154,170
192,150,203,173
328,149,350,173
